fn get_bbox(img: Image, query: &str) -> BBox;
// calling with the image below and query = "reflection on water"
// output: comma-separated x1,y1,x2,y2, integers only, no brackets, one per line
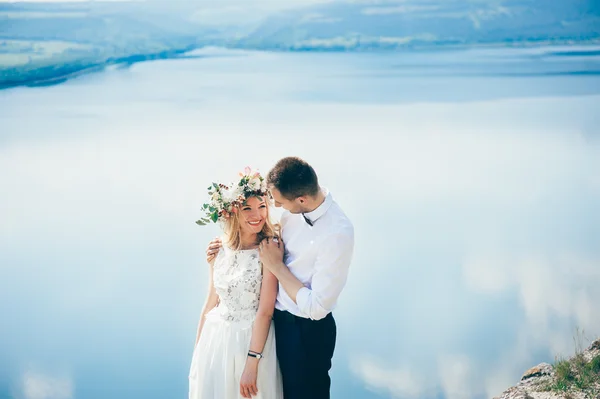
1,47,599,399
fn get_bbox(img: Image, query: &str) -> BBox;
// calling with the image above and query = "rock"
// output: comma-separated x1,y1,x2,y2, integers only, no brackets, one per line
494,337,600,399
494,386,530,399
521,363,554,381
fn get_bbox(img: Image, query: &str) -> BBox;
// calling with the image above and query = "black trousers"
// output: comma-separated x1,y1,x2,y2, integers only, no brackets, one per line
273,309,337,399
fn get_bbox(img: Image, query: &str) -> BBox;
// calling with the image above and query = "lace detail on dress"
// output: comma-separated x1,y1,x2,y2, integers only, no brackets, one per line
212,246,263,323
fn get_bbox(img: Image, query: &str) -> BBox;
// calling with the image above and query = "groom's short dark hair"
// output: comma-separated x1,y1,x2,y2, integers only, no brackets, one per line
267,157,320,200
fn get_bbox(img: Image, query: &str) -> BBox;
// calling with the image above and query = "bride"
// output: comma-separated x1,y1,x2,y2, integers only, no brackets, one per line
189,168,283,399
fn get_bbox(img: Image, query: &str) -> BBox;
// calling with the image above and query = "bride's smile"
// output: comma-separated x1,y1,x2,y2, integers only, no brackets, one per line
240,196,269,234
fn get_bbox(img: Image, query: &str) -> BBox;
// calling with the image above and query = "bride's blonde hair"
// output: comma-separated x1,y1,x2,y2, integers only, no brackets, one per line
222,195,279,250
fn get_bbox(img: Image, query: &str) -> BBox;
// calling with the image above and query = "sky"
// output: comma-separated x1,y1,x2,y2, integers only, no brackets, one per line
0,0,332,4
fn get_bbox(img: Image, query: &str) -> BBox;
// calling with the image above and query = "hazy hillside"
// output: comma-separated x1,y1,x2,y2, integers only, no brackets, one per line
235,0,600,50
0,2,230,88
1,0,599,89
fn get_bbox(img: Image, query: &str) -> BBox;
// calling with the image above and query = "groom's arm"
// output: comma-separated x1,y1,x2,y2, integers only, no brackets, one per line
258,238,304,303
268,261,304,303
294,232,354,320
260,231,354,320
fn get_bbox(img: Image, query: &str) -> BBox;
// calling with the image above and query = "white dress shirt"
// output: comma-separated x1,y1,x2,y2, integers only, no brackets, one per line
275,188,354,320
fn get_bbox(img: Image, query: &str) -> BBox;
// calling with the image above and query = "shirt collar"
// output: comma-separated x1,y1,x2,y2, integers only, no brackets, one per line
302,188,333,225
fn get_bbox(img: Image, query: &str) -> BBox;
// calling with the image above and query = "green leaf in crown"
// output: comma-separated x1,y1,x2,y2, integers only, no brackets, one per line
196,167,269,226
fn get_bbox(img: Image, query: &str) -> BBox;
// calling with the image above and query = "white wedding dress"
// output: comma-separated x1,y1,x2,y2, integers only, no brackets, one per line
189,246,283,399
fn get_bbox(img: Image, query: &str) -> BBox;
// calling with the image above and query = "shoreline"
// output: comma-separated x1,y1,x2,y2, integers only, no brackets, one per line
0,45,198,91
1,40,600,91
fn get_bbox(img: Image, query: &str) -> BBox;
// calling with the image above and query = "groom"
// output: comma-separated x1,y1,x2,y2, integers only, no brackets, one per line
207,156,354,399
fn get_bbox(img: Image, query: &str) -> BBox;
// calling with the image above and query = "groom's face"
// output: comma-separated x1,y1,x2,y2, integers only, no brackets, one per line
269,187,304,214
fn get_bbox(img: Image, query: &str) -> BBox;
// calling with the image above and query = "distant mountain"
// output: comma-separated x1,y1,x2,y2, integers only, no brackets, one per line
0,2,216,49
2,0,600,89
233,0,600,50
0,1,245,89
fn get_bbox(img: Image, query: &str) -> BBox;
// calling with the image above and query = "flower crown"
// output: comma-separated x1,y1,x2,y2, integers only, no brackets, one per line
196,167,269,226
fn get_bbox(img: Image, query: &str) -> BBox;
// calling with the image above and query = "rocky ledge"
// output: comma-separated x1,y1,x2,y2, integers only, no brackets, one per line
494,339,600,399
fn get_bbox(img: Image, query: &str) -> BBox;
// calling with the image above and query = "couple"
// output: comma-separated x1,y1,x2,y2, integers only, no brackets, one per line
188,157,354,399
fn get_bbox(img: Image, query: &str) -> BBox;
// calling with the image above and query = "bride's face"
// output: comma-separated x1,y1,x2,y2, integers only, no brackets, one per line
238,196,268,235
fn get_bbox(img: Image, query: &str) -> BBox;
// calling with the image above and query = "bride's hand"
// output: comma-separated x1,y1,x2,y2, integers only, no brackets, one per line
205,237,222,266
240,359,259,398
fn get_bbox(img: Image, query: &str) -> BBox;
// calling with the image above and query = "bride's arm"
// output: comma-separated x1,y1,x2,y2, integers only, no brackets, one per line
194,259,219,347
239,269,278,398
248,269,278,354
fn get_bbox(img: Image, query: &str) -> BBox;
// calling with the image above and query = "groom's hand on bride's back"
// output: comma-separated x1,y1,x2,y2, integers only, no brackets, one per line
205,237,222,266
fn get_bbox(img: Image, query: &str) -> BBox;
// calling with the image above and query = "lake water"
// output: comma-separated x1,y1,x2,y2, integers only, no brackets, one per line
1,46,600,399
